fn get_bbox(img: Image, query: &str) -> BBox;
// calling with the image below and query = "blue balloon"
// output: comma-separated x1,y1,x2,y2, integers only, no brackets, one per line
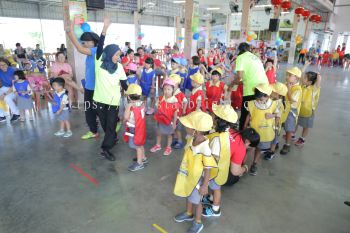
141,33,145,38
81,23,91,32
193,33,200,40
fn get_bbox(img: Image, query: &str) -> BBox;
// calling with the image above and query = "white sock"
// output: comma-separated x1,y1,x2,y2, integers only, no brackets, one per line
212,205,220,211
209,194,213,201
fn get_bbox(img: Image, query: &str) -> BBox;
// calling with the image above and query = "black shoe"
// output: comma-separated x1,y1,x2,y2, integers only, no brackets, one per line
275,143,279,151
101,150,116,161
264,151,276,161
0,116,6,123
10,114,20,123
280,144,291,155
249,163,258,176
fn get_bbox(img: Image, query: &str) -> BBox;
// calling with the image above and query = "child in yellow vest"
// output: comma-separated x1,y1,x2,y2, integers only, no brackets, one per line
202,104,240,217
294,71,321,146
280,67,302,155
244,84,279,176
173,111,218,233
264,82,288,160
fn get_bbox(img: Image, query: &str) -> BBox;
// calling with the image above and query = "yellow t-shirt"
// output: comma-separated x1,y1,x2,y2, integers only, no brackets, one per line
235,52,269,96
93,58,127,106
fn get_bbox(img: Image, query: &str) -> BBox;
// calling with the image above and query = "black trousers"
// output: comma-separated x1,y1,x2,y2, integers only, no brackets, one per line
84,89,98,134
224,172,240,187
239,95,255,130
95,102,119,150
298,54,305,64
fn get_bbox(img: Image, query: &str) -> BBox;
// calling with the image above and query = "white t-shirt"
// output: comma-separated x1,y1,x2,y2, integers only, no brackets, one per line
190,139,211,157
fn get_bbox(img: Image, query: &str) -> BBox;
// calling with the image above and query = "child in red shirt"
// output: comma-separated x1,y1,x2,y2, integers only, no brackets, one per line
187,72,206,114
265,59,277,84
150,78,179,156
169,74,188,149
205,68,227,112
124,84,147,172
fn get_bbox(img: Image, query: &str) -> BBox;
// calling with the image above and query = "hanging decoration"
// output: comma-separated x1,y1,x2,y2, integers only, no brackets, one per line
295,35,303,45
294,7,304,15
281,1,292,11
302,9,311,20
271,0,283,8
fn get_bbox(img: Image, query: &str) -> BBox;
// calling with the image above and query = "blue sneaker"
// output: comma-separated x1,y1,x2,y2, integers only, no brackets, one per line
171,139,178,148
173,141,184,149
201,195,213,205
187,221,204,233
202,205,221,217
174,212,194,223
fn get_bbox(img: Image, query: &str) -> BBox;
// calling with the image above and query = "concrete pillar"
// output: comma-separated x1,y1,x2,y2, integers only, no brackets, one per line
330,32,339,51
303,20,311,49
271,6,281,43
184,0,194,59
288,13,299,64
175,16,182,45
226,14,232,46
240,0,251,40
62,0,86,102
205,19,211,52
134,12,141,49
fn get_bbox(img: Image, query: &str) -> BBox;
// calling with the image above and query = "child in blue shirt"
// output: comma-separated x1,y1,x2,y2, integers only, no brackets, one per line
13,70,34,121
50,77,72,138
140,57,156,115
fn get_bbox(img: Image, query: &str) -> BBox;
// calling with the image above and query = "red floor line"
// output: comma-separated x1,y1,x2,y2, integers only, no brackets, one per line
69,164,99,187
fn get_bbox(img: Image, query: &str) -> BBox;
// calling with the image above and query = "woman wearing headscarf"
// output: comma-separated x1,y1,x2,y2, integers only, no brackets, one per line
93,22,128,161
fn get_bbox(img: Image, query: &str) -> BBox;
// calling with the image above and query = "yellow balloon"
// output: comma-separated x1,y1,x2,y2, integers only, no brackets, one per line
252,34,258,40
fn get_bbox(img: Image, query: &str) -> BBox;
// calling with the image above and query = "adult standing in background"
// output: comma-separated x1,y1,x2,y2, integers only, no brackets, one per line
230,42,269,130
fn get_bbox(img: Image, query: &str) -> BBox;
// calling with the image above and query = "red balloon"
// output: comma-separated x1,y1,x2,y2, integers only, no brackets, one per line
294,7,304,15
281,1,292,10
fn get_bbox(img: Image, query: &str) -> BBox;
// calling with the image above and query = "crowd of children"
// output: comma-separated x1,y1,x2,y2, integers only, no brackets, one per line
0,30,324,233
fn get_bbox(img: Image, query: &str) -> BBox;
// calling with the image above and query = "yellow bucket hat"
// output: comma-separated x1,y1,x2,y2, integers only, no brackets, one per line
254,83,273,95
211,67,223,75
125,83,142,96
212,104,238,123
190,72,204,85
286,67,302,78
272,82,288,96
168,74,182,85
179,111,213,132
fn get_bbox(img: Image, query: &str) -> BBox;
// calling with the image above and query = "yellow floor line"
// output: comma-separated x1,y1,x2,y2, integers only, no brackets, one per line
152,223,168,233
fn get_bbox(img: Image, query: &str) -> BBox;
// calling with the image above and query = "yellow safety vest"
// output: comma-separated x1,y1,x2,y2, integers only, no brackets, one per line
207,132,230,186
280,85,302,123
248,100,277,142
299,85,320,118
173,138,218,198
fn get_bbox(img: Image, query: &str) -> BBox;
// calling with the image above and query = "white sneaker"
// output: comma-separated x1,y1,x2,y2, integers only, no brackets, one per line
29,116,34,121
63,131,73,138
54,130,65,136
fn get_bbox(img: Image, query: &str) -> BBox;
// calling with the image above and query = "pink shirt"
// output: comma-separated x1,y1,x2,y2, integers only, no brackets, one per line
51,62,72,77
266,68,276,84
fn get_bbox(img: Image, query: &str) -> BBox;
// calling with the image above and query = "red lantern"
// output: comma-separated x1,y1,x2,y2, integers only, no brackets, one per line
294,7,304,15
302,9,311,19
310,15,318,22
281,1,292,11
271,0,283,7
316,15,322,22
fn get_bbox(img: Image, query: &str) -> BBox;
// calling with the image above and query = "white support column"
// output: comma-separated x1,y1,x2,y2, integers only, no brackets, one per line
62,0,86,102
205,19,211,51
288,13,299,64
184,0,194,59
240,0,251,40
271,6,281,43
330,32,339,51
226,13,232,46
175,16,182,45
134,11,141,49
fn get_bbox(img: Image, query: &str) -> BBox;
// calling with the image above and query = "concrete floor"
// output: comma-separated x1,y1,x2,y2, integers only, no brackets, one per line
0,66,349,233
